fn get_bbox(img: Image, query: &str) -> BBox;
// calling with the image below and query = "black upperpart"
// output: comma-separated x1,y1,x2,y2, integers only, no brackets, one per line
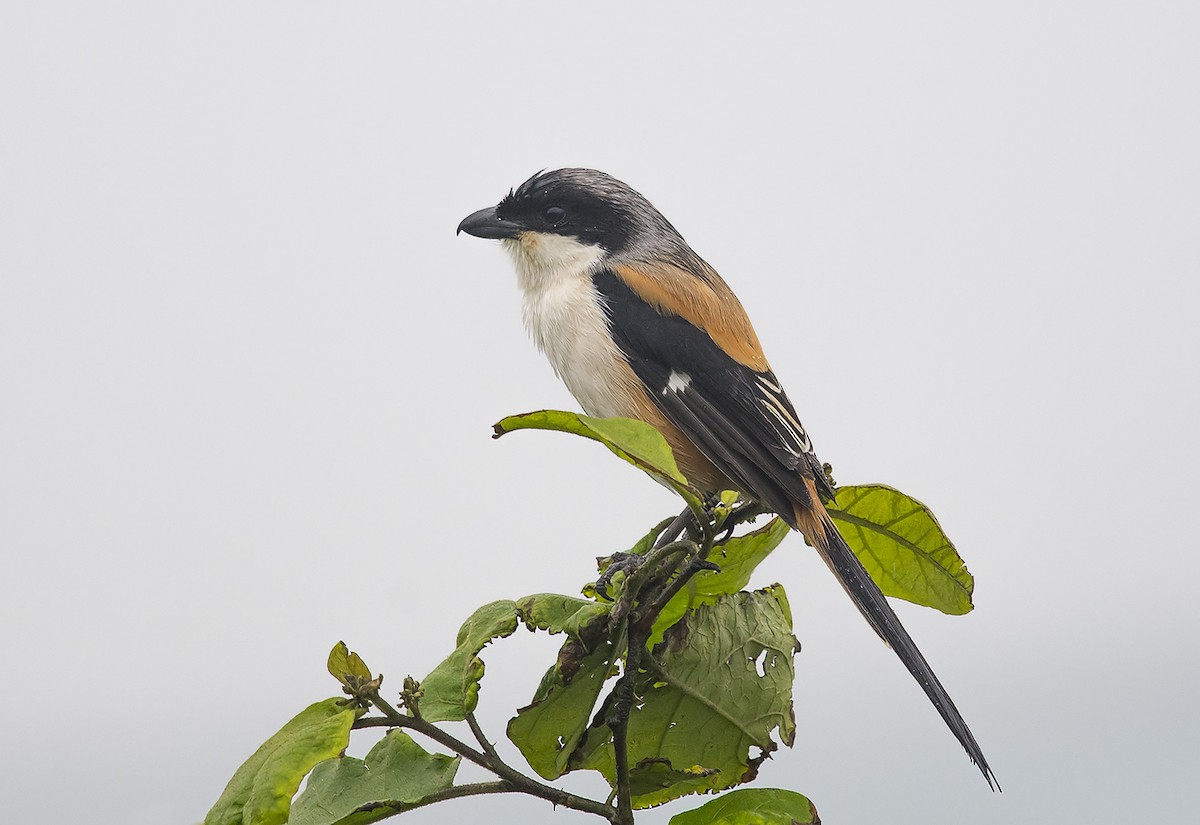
458,169,680,254
496,169,635,251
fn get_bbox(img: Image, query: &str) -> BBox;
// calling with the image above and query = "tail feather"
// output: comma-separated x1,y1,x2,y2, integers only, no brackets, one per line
799,501,999,789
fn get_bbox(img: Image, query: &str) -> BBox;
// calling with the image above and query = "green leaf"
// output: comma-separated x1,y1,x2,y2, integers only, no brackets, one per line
493,410,701,505
573,587,799,808
327,642,371,687
515,593,611,646
507,638,618,779
627,759,719,798
507,592,617,779
289,730,460,825
419,600,519,723
204,698,362,825
668,788,820,825
649,517,790,646
827,484,974,615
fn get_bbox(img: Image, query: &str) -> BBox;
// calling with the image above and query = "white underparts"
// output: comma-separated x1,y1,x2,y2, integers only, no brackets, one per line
502,233,639,420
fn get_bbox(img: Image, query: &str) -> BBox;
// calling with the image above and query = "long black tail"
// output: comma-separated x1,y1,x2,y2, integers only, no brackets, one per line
812,514,999,789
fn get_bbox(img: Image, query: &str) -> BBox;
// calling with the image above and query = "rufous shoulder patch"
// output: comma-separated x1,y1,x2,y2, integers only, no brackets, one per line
612,262,770,372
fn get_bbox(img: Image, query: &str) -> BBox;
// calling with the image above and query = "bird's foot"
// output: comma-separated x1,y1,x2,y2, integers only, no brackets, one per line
593,551,647,601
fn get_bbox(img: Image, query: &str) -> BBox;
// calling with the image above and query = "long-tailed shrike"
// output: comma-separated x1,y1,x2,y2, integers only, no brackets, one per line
458,168,995,787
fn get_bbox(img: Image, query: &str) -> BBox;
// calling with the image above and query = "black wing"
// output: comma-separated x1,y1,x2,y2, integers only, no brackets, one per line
595,267,999,787
594,267,829,511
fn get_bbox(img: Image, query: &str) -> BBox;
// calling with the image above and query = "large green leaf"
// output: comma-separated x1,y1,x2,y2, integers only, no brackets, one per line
573,587,799,808
493,410,700,505
204,698,361,825
650,517,790,646
827,484,974,615
507,638,619,780
289,730,460,825
507,592,617,779
669,788,820,825
419,600,519,723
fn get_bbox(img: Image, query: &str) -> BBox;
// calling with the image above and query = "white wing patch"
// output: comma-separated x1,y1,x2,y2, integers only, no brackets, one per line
665,371,692,395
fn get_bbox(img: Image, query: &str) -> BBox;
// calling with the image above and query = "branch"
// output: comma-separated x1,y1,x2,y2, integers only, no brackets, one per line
384,780,518,815
602,500,742,823
635,553,721,637
608,616,649,825
720,500,769,536
360,692,617,822
608,538,694,632
345,499,753,825
653,507,695,550
466,711,501,763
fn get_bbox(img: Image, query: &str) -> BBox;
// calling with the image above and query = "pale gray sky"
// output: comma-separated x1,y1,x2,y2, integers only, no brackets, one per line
2,2,1197,823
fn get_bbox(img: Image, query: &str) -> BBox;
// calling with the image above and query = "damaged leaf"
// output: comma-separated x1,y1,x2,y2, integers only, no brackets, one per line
650,517,790,646
419,600,519,723
508,638,618,780
516,593,611,646
572,588,799,807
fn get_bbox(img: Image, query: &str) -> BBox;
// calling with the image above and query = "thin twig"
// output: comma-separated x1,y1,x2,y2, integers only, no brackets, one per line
653,506,695,550
362,692,617,821
382,780,518,814
365,694,492,769
608,539,694,632
635,554,721,637
466,711,501,763
640,539,703,600
717,501,770,542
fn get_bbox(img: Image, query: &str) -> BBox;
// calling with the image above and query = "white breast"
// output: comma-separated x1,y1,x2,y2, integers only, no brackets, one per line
502,234,639,419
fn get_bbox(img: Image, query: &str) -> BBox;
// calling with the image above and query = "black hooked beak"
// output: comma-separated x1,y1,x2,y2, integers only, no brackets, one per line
456,206,523,239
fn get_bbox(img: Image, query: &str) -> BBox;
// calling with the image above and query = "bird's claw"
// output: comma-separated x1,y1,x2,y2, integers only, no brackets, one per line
593,551,647,601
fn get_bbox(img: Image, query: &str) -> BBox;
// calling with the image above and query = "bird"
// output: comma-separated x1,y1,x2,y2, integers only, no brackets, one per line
457,168,996,788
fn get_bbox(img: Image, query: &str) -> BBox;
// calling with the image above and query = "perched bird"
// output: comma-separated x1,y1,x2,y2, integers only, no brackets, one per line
457,168,996,787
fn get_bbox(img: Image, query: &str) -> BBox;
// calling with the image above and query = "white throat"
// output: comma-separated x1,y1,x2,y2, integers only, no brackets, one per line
501,233,636,419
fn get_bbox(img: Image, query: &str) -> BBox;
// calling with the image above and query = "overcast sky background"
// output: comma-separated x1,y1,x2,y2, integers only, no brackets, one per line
2,3,1198,823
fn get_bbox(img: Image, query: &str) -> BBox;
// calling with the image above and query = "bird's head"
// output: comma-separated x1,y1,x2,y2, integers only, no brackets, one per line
457,169,691,276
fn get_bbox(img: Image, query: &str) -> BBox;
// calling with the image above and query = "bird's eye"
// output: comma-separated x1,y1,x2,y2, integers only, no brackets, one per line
543,206,566,225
